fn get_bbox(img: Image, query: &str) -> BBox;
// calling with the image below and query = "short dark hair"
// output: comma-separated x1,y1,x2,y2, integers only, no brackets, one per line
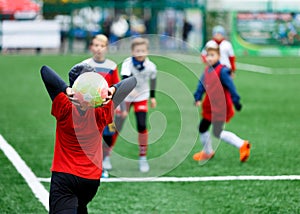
68,63,95,87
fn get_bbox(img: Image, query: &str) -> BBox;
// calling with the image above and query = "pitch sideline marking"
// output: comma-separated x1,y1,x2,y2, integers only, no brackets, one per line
167,53,300,74
0,135,49,212
37,175,300,183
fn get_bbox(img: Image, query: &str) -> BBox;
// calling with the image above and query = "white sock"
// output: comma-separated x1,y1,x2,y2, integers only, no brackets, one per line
139,156,147,161
220,130,244,148
200,131,213,154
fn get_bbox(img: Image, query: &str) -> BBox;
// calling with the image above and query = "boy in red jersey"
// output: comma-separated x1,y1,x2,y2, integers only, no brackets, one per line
193,41,250,162
41,64,136,214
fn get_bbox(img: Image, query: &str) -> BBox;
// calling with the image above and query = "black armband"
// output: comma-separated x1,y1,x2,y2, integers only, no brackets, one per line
150,90,155,98
150,78,156,98
122,75,130,80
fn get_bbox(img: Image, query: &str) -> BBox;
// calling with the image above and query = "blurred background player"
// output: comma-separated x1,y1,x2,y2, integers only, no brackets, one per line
70,34,122,177
113,37,157,173
182,18,193,50
194,41,250,163
201,25,236,75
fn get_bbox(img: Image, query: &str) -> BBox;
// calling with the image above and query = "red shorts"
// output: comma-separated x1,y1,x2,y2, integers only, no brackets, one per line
126,100,148,113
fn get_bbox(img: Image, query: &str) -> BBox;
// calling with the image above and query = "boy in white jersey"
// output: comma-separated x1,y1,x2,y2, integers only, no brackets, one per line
114,37,157,172
201,25,236,74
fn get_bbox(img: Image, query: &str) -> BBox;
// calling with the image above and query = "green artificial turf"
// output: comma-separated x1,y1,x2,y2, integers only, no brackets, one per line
0,54,299,213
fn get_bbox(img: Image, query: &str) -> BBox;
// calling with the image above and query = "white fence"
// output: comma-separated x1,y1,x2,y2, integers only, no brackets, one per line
1,20,60,49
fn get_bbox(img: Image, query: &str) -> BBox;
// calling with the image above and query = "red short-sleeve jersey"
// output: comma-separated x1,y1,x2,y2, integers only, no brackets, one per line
51,92,112,179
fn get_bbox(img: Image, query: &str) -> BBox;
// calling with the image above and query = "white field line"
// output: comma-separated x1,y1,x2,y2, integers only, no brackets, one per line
0,135,49,212
38,175,300,183
272,68,300,75
167,53,300,75
235,62,272,74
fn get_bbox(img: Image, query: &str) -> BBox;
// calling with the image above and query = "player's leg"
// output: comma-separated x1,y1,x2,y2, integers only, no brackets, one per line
135,112,148,156
135,111,150,172
103,103,130,173
111,103,130,147
133,100,149,172
199,119,214,154
193,118,214,161
76,177,100,214
102,124,116,172
49,172,78,214
213,122,251,162
103,133,113,157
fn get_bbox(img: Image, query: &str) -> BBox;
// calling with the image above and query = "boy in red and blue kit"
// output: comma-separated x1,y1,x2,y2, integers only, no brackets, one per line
70,34,122,174
41,64,136,214
193,41,250,162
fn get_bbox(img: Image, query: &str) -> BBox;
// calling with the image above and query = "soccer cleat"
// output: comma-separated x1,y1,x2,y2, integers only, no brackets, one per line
139,156,150,173
193,151,215,161
101,170,109,178
103,156,112,170
240,141,251,162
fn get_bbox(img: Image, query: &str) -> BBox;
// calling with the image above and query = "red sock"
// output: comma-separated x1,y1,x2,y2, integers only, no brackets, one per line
111,132,119,147
138,130,148,157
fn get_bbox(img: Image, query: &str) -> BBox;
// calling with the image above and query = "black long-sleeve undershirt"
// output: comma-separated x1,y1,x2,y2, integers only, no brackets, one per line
41,65,68,101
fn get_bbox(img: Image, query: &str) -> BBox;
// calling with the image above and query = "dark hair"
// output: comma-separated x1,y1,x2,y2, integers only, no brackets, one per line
68,63,95,87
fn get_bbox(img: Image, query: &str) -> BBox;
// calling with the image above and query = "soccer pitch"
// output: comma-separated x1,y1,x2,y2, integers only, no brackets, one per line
0,54,300,213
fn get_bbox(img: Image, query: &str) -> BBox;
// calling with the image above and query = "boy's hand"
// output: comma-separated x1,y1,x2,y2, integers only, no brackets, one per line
194,101,201,107
66,87,80,106
121,110,128,118
66,87,74,97
231,72,236,78
150,98,157,108
102,86,116,105
234,102,242,111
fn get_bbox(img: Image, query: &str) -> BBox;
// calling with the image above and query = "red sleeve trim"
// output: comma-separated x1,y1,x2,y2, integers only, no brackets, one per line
229,56,236,71
201,54,207,63
112,68,120,85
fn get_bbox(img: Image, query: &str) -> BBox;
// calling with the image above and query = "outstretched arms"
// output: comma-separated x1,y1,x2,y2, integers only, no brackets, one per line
41,64,136,108
40,65,68,101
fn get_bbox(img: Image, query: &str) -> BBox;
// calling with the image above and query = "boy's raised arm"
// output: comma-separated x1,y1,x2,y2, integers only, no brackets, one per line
112,76,137,108
41,65,68,101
